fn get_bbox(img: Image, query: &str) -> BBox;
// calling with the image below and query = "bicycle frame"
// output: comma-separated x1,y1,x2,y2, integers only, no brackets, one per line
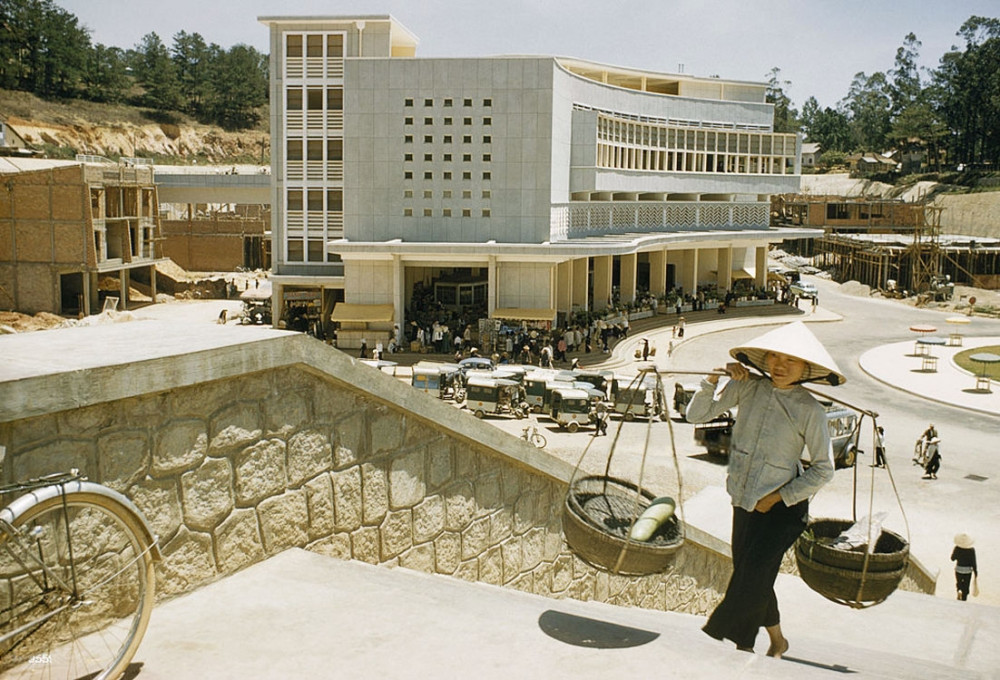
0,474,85,650
0,473,161,654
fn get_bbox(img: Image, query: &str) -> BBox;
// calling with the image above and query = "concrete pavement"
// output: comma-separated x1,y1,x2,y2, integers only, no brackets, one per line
859,337,1000,417
133,547,997,679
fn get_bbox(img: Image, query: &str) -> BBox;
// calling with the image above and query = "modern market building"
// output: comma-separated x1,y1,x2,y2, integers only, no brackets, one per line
259,14,818,348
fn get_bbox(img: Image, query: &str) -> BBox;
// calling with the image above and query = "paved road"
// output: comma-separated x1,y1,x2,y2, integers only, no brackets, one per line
440,277,1000,605
667,276,1000,606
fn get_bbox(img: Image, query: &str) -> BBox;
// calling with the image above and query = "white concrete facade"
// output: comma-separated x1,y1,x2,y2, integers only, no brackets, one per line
260,14,818,338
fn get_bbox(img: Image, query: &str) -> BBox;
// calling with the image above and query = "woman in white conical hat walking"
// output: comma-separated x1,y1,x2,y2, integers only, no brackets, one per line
686,321,843,658
952,533,978,601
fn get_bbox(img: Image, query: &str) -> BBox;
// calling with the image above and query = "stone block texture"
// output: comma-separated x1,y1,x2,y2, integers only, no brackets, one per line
1,365,764,615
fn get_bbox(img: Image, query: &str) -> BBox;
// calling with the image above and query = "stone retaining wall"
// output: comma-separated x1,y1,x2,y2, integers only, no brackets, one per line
0,330,933,618
0,336,730,614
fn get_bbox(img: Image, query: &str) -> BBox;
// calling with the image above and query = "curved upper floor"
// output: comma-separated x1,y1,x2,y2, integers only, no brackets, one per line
555,57,768,106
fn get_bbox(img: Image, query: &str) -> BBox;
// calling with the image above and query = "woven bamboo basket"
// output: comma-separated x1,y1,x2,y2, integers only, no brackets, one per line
795,518,909,607
562,475,683,576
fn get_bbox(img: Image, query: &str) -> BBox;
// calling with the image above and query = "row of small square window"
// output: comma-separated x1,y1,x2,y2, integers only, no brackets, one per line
404,208,492,217
405,117,492,126
405,98,492,108
405,190,491,199
405,134,491,144
404,171,492,180
404,153,492,162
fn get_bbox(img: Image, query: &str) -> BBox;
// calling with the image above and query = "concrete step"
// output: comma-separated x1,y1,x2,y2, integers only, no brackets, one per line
131,548,998,679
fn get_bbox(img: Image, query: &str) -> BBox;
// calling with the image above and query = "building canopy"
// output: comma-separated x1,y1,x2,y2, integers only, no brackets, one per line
330,303,394,323
491,308,557,321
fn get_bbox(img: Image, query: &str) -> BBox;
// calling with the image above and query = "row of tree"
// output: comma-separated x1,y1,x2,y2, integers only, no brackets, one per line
0,0,267,130
1,1,997,166
766,16,1000,171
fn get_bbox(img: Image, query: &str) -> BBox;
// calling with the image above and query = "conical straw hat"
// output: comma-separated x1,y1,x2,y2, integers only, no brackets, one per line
729,321,846,386
954,532,974,549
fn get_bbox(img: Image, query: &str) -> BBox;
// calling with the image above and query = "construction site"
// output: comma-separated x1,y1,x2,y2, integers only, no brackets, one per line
773,193,1000,305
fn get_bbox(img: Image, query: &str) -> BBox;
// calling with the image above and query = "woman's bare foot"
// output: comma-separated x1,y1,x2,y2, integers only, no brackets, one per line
766,637,789,658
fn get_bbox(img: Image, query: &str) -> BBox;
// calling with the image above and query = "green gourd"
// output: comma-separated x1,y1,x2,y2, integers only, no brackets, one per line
628,496,676,541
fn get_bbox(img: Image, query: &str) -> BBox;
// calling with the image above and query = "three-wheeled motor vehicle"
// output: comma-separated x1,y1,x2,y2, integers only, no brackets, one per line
522,371,555,412
612,376,666,421
411,362,466,401
239,284,273,325
549,387,593,432
542,378,577,414
571,369,616,400
465,377,527,419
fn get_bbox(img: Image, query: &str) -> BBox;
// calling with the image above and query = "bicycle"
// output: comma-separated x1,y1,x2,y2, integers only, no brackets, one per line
0,453,159,680
521,425,547,448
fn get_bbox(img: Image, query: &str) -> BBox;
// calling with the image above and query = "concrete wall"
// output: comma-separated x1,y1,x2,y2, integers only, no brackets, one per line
0,329,932,612
345,57,556,245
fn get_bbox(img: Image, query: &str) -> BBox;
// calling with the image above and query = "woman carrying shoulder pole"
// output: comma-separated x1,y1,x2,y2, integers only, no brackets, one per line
686,321,843,658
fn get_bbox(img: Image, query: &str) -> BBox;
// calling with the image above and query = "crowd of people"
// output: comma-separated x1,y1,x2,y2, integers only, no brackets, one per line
351,279,801,366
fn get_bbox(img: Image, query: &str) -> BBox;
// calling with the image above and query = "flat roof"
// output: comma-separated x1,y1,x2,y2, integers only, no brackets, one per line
257,14,419,48
0,157,80,174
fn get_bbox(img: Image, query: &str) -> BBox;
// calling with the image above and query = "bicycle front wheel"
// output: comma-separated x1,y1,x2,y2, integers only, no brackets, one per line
531,433,547,448
0,490,156,680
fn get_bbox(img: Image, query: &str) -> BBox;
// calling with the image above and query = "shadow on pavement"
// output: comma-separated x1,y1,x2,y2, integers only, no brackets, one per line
538,610,660,649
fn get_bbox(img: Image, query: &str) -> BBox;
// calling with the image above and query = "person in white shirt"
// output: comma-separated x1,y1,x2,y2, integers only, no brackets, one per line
686,321,841,659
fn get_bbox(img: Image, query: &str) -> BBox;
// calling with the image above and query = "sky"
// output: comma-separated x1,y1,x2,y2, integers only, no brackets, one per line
53,0,999,110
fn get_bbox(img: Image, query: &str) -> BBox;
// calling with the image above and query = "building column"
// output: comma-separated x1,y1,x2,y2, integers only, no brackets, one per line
149,265,157,303
681,249,698,295
572,257,588,313
392,255,404,333
120,269,129,310
620,253,637,305
755,245,768,289
593,255,613,311
649,250,667,297
82,272,93,316
718,246,733,293
557,260,572,315
270,281,283,329
488,256,497,317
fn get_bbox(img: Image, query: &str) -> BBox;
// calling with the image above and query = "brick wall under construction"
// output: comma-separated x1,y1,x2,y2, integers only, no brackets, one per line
161,217,267,271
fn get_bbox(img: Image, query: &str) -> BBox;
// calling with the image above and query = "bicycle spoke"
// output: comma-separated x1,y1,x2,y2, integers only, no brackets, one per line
0,492,155,679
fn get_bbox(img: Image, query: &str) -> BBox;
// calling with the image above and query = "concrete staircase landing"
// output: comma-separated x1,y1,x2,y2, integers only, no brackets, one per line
132,548,998,679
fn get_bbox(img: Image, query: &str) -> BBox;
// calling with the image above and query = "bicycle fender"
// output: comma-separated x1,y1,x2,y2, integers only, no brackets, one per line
0,479,162,560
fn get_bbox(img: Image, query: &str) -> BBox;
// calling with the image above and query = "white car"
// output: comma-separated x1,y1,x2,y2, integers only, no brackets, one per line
790,280,818,299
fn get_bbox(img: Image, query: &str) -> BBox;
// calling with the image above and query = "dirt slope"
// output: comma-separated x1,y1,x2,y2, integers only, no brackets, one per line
1,89,268,163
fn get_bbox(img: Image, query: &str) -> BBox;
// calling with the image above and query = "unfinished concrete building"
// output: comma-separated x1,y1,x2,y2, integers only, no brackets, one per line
773,194,925,233
0,157,164,315
156,165,272,273
814,232,1000,293
773,194,1000,293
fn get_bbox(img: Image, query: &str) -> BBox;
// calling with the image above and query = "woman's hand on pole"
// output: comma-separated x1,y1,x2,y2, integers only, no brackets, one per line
708,362,749,385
